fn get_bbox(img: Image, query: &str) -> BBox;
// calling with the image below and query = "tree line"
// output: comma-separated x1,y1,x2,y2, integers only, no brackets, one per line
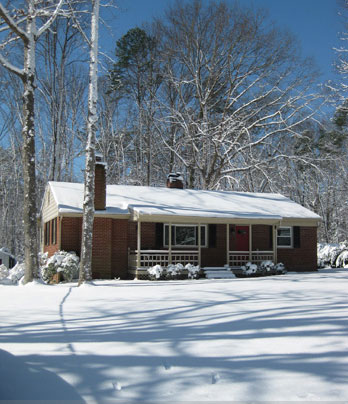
0,0,347,280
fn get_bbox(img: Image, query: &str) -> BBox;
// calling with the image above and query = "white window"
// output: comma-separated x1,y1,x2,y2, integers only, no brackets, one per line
164,224,207,247
277,227,292,247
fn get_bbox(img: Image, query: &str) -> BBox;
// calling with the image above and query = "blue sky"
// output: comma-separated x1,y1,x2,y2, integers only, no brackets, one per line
102,0,342,83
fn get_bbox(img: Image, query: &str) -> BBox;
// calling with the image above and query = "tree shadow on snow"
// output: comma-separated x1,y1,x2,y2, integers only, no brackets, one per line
1,280,348,401
0,348,84,401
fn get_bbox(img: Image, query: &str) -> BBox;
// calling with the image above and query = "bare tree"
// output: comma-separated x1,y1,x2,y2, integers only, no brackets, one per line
0,0,67,283
152,0,326,190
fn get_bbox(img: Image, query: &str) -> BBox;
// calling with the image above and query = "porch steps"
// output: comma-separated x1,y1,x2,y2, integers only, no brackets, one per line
203,266,236,279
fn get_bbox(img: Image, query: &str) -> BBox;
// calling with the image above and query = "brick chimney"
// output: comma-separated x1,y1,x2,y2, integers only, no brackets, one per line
95,153,106,210
166,172,184,189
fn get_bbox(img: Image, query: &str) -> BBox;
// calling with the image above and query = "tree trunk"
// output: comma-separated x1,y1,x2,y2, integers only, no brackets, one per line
22,14,39,283
79,0,100,284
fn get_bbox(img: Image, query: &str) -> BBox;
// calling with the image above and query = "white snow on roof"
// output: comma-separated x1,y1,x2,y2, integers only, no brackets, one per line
48,181,321,221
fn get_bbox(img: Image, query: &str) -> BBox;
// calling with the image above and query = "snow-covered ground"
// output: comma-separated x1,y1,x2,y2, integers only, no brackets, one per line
1,270,348,402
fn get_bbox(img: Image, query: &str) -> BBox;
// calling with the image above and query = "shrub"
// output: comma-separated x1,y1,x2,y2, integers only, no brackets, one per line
40,251,79,284
240,261,286,277
185,263,200,279
147,264,164,280
0,264,9,281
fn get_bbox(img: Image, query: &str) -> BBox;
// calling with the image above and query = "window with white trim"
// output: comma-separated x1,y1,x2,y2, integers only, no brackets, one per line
164,224,207,247
277,227,292,247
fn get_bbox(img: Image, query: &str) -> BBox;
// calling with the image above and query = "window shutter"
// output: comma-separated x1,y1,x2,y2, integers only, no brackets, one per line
155,223,163,249
269,226,273,249
208,224,217,248
293,226,301,248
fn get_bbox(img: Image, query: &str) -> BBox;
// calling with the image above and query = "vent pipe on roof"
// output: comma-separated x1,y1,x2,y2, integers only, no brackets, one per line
166,172,184,189
95,153,106,210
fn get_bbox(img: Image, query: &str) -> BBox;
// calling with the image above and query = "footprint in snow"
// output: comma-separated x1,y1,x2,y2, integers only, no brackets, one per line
163,360,171,370
211,373,220,384
112,381,122,391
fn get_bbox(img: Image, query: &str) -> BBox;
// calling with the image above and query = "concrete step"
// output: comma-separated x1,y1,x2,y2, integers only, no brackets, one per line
203,266,231,271
204,270,236,279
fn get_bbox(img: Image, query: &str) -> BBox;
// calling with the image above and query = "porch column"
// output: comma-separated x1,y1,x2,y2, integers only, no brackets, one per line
137,220,141,268
226,224,230,267
249,224,252,262
168,222,172,265
273,225,278,264
198,223,202,268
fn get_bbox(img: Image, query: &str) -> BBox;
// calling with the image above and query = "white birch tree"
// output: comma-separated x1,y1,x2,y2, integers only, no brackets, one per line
78,0,100,284
0,0,66,283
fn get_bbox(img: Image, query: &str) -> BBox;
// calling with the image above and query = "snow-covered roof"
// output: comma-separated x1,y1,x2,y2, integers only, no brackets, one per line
47,181,321,224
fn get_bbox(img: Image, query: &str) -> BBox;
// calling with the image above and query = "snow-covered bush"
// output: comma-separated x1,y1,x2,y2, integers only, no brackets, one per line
7,262,25,284
239,261,286,277
147,264,164,280
335,250,348,268
0,264,9,280
260,260,275,274
166,263,184,279
40,251,79,283
147,263,200,280
241,262,258,275
275,263,287,274
186,263,200,279
317,242,348,268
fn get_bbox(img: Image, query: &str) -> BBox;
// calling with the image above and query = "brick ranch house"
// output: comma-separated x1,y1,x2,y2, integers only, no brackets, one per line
40,161,321,279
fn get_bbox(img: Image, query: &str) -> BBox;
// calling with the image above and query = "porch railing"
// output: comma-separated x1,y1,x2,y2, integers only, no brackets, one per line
129,249,274,269
129,250,199,269
229,251,274,268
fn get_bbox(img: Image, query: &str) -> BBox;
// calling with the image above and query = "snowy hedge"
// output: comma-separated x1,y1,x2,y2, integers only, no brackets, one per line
317,242,348,268
239,261,286,277
0,251,79,285
147,263,200,280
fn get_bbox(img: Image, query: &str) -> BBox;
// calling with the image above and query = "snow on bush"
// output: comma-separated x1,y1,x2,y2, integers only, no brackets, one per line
185,263,200,279
166,263,184,279
147,264,164,280
335,250,348,268
317,242,348,268
260,260,275,274
240,261,286,276
0,264,9,281
40,251,79,283
147,263,200,280
9,262,25,283
241,262,258,275
275,262,287,274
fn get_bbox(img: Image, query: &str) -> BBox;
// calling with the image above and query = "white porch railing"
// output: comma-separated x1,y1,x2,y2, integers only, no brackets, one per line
229,251,274,268
129,250,199,269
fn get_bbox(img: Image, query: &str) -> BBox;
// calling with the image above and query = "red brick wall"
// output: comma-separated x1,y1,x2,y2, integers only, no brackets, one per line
61,217,82,255
111,219,128,278
201,224,227,267
277,227,317,271
60,216,129,279
43,217,61,256
95,163,106,210
92,218,112,279
252,225,272,251
128,222,158,250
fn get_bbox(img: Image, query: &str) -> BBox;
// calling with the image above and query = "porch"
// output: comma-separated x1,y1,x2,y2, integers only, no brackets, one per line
128,221,277,277
128,249,275,269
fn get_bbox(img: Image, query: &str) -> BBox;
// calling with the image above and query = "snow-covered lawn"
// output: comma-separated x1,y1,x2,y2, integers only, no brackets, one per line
1,270,348,402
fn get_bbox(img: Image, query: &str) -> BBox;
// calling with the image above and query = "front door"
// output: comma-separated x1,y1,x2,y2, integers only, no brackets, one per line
236,226,249,251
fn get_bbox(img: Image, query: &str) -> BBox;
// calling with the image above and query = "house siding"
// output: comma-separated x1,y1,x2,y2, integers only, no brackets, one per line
277,226,317,271
252,225,272,250
43,217,61,256
61,217,82,255
201,224,226,267
59,216,129,279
